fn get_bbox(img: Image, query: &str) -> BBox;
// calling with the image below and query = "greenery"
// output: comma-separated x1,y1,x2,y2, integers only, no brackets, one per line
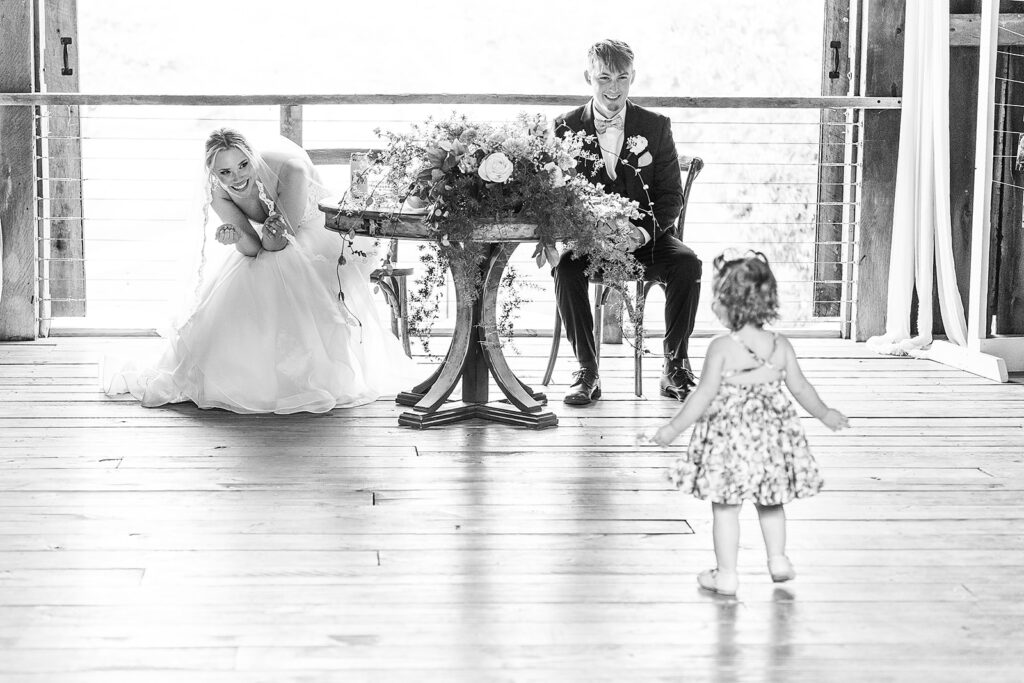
340,112,650,347
351,113,644,294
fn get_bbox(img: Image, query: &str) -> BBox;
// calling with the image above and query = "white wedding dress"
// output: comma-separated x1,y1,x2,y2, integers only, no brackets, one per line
104,185,418,414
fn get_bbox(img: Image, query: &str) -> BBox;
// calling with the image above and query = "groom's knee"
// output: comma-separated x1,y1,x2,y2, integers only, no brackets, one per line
553,252,589,282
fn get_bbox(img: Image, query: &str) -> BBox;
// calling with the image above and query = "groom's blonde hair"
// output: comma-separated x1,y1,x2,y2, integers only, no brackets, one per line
587,39,634,74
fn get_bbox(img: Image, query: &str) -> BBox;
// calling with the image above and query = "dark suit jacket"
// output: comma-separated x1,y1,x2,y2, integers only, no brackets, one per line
555,100,683,243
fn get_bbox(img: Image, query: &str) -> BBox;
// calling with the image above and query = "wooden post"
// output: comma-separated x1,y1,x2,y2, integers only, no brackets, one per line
854,0,905,341
968,0,999,346
280,104,303,146
41,0,85,318
991,43,1024,335
947,2,982,340
814,0,853,318
948,6,1024,337
0,0,38,340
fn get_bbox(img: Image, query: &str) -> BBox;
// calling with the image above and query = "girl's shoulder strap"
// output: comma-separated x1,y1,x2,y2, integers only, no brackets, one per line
728,331,780,371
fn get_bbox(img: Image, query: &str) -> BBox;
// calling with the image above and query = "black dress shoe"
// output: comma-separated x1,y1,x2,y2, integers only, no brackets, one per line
564,367,601,405
660,361,696,401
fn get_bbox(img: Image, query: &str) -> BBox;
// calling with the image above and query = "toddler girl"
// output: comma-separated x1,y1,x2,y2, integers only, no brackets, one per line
649,251,848,596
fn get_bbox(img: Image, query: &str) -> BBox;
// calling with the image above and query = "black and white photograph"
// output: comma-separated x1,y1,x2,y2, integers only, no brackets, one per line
1,0,1023,680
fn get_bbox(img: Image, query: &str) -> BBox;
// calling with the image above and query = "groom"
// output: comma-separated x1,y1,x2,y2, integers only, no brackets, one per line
554,39,703,405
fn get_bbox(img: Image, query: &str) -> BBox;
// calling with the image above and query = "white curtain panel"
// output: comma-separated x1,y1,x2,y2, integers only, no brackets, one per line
866,0,968,356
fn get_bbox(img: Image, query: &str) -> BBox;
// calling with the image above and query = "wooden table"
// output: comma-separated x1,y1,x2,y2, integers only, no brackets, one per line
320,199,558,429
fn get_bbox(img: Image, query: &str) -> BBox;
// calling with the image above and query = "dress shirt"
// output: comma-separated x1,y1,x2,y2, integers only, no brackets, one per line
591,100,650,247
593,101,625,181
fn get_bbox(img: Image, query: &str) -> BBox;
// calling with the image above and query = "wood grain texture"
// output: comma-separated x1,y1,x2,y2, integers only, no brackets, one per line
855,0,906,341
0,0,38,340
0,93,904,108
41,0,85,318
0,335,1022,680
813,0,853,318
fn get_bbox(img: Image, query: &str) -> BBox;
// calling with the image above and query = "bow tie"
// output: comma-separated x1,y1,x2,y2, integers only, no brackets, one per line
595,115,623,134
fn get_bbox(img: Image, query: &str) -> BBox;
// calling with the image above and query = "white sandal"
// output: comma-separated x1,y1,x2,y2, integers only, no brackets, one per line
768,555,796,583
697,568,738,596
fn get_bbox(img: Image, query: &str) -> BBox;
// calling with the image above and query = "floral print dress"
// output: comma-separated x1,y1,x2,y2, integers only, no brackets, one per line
669,333,824,505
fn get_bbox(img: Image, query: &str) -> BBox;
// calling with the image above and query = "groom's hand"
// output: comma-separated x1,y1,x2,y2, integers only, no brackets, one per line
624,225,646,252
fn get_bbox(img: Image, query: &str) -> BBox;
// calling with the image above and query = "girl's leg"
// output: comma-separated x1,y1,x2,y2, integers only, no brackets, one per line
711,502,742,572
755,503,795,582
754,503,786,557
699,502,742,595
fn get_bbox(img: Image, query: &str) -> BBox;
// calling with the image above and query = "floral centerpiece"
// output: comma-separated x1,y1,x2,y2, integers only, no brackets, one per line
340,112,645,347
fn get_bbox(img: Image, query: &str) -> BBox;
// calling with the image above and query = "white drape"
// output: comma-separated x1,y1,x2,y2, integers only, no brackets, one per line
866,0,968,356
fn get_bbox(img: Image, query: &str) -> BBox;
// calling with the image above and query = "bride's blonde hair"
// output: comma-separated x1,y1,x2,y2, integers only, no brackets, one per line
204,127,256,172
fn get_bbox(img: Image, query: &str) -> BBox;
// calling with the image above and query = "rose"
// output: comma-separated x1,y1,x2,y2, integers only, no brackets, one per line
502,136,531,159
478,152,514,183
556,151,576,171
543,161,566,188
486,131,507,148
626,135,648,156
458,153,479,174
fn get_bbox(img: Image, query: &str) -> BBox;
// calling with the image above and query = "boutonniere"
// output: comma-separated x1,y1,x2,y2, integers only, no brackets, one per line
626,135,653,168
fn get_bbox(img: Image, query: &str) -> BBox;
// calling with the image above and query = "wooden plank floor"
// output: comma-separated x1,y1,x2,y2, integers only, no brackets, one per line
1,335,1023,682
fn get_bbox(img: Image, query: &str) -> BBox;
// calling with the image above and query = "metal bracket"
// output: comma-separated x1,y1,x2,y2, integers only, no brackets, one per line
61,37,73,76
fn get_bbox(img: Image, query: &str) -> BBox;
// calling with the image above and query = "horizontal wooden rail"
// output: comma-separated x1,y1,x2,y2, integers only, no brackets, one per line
0,93,902,109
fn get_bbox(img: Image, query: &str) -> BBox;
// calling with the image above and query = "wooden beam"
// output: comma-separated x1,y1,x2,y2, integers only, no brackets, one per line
814,0,853,318
855,0,905,341
279,104,303,145
947,1,980,341
949,12,1024,46
991,45,1024,335
42,0,85,319
968,0,999,346
0,93,905,108
0,0,38,340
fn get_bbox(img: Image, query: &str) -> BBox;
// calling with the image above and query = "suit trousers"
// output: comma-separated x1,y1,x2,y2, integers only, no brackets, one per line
553,234,702,369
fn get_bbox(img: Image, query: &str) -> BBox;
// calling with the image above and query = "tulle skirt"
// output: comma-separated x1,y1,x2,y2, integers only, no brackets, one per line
103,219,419,414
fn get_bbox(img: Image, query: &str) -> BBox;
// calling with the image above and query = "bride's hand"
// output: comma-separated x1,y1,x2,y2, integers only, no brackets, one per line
215,223,241,245
263,213,289,246
258,213,290,252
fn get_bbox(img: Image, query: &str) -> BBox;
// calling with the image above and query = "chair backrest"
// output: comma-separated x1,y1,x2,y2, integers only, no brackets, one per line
675,156,704,240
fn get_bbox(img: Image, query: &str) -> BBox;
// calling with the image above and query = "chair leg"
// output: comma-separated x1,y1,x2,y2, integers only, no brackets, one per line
634,281,645,397
593,283,605,370
396,275,411,357
387,278,401,340
373,275,412,358
542,310,562,386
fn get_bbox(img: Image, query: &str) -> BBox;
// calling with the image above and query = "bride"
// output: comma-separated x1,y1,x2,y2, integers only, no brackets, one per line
104,128,418,413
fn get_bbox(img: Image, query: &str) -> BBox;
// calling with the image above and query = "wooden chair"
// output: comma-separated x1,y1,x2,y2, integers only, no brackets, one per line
541,156,704,396
370,239,414,357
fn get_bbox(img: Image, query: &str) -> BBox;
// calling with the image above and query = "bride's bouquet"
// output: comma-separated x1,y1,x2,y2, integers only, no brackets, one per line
351,112,645,295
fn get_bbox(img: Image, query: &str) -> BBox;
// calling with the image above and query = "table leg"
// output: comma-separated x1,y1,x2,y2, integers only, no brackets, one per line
396,348,449,407
398,242,557,429
479,243,549,411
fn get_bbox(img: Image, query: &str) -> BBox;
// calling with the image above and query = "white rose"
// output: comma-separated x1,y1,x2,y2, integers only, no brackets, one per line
543,161,566,188
627,135,649,156
477,152,514,183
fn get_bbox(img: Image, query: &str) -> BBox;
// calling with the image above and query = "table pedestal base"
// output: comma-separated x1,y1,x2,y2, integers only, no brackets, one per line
394,242,559,429
398,401,558,429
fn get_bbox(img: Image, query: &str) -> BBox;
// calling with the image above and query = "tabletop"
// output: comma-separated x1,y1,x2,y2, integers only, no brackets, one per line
318,196,541,242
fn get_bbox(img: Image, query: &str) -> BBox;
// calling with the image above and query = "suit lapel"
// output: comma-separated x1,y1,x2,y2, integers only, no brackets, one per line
581,100,612,186
618,101,641,196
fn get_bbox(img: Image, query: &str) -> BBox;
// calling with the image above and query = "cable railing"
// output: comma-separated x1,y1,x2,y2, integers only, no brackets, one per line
1,93,900,338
